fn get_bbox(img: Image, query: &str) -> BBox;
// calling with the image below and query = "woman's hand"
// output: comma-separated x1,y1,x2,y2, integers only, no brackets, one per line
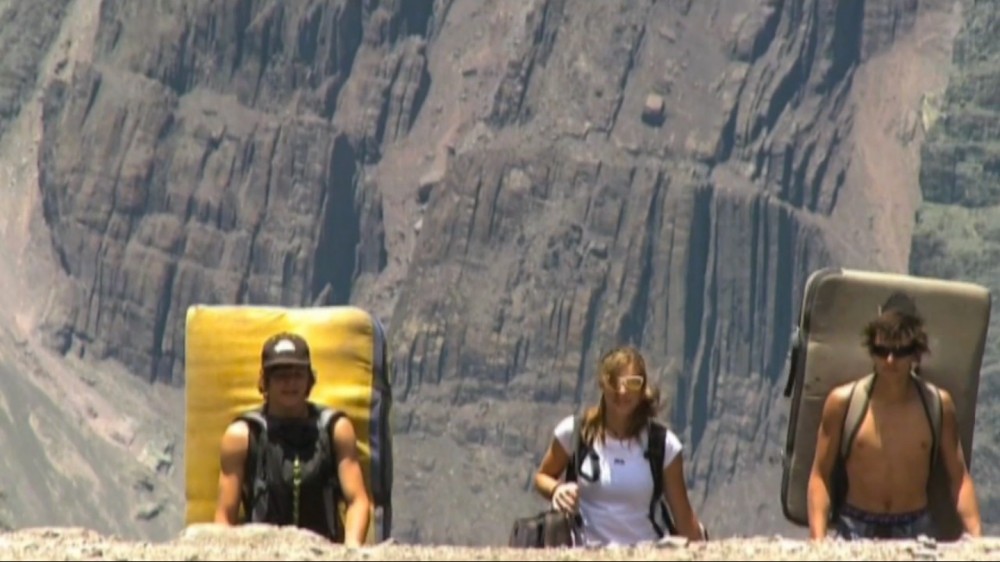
551,482,580,514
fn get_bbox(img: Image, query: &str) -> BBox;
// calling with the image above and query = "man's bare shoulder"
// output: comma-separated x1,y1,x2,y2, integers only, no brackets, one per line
221,420,251,455
330,414,359,450
825,381,859,405
935,385,957,411
818,379,867,421
932,383,954,400
224,419,251,437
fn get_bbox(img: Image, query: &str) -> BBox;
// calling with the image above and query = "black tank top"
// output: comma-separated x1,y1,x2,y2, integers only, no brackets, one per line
242,404,343,542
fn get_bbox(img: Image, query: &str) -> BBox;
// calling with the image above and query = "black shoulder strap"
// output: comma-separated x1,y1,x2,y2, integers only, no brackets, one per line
236,410,269,523
783,327,803,398
647,420,665,501
911,375,943,476
645,420,677,538
316,407,340,457
315,406,347,477
315,405,347,543
565,413,584,483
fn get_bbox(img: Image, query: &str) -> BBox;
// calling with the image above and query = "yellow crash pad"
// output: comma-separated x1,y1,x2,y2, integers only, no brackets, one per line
184,304,393,543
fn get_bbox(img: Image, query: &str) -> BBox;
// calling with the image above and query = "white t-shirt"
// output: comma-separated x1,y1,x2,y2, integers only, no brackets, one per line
553,415,684,547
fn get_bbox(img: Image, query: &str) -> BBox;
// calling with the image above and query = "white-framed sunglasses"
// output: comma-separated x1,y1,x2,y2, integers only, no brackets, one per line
604,374,644,392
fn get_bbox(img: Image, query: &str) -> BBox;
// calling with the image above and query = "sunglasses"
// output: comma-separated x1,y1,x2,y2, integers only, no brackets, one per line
869,343,920,358
604,375,645,392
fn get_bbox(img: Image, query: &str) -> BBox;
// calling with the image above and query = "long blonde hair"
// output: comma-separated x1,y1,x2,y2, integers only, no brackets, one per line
580,345,660,445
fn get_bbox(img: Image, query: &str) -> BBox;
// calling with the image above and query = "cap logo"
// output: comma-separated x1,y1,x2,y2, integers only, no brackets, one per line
273,339,297,354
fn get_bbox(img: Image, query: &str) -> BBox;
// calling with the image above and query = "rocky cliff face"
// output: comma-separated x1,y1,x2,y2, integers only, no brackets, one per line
387,0,969,543
17,0,991,547
0,0,66,138
0,0,185,542
911,0,1000,518
36,0,437,383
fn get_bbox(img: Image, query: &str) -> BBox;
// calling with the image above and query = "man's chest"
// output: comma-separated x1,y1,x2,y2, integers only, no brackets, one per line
852,400,933,460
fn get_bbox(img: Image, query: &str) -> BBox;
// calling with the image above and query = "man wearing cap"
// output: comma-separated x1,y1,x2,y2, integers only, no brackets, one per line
214,332,372,547
806,292,982,541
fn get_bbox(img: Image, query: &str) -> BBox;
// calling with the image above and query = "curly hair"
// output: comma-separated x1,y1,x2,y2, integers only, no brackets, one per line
862,309,929,356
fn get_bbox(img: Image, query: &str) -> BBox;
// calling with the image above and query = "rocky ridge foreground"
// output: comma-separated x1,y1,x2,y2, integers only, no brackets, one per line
1,526,999,562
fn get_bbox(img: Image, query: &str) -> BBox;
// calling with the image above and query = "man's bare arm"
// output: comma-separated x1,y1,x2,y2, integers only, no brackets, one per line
332,416,372,547
214,421,250,525
807,386,849,541
939,390,982,537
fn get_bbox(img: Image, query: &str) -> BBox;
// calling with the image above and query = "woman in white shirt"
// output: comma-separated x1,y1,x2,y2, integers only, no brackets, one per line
533,345,706,547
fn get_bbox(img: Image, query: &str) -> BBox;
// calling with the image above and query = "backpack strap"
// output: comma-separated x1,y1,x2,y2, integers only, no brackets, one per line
911,374,943,476
236,410,269,523
644,420,678,538
553,412,585,542
839,374,875,461
315,405,347,543
829,374,874,521
564,412,584,483
838,372,942,466
316,406,344,468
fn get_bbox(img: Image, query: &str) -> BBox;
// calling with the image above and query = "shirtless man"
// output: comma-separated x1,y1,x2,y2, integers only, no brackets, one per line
807,292,982,540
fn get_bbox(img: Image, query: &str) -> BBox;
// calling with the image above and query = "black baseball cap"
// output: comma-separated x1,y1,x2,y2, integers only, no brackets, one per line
261,332,312,371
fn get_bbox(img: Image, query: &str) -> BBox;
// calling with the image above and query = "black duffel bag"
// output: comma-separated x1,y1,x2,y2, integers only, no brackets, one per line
509,509,583,548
